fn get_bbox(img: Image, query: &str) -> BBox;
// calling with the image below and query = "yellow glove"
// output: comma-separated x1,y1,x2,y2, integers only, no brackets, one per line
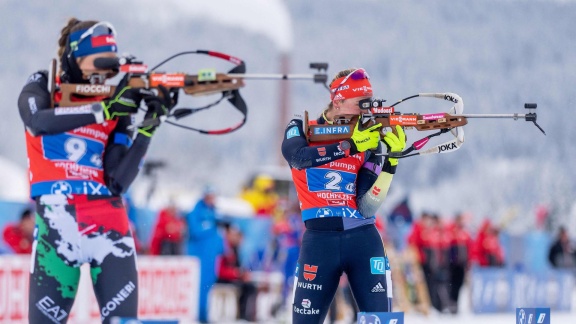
346,121,382,154
383,125,406,166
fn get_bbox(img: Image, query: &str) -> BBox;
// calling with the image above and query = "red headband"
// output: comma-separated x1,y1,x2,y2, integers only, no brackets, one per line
330,68,373,101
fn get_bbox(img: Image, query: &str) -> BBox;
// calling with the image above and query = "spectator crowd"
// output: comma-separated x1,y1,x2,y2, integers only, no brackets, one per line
405,212,504,314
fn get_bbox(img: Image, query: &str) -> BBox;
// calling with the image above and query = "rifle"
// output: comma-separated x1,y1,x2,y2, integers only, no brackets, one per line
51,50,329,134
305,92,545,158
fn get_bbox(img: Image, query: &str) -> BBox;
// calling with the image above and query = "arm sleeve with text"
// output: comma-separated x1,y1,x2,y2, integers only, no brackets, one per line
18,71,101,135
281,118,350,170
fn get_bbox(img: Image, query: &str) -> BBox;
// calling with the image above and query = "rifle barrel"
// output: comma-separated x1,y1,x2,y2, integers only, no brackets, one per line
226,73,318,80
454,113,528,120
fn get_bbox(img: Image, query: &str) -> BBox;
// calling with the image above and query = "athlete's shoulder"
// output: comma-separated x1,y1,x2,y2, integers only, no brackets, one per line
284,120,303,141
286,112,304,126
284,112,305,134
21,70,50,97
24,70,49,86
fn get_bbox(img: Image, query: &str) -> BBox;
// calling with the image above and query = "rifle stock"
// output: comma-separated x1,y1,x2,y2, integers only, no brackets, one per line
306,110,468,142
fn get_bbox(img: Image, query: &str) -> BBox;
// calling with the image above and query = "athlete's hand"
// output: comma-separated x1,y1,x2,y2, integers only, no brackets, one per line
137,86,171,138
101,75,152,120
383,125,406,166
346,120,382,155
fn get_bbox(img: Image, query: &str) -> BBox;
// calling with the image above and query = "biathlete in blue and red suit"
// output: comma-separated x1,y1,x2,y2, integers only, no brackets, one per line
18,18,171,324
282,68,407,323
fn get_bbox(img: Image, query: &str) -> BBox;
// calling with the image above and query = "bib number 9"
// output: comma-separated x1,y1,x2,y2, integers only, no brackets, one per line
64,137,87,162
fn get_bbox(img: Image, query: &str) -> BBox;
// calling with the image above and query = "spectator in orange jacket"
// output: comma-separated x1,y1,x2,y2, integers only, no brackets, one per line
149,200,186,255
2,208,35,254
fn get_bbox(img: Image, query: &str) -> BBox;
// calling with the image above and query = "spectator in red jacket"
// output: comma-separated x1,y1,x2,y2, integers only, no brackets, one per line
472,219,505,267
149,200,186,255
407,211,432,265
2,208,35,254
217,223,258,321
408,212,451,312
447,212,474,313
428,214,452,312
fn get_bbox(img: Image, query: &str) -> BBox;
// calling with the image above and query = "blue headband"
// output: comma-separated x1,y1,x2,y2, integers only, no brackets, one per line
69,25,117,58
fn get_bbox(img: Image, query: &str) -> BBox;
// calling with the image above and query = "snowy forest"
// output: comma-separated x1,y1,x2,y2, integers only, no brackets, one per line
1,0,575,233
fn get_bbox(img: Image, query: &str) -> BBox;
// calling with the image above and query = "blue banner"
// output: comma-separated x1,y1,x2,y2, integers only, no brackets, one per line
471,267,573,313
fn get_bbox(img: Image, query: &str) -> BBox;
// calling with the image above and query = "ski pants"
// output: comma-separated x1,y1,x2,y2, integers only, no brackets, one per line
292,223,392,324
29,194,138,324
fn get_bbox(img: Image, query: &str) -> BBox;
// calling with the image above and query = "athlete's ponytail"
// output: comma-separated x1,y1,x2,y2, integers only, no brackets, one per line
56,18,98,81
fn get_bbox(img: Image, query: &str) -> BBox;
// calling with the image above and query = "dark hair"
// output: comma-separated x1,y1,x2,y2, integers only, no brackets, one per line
20,208,33,220
57,18,98,80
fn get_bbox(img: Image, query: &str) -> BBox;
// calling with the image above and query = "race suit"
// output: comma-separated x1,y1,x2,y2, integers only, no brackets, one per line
18,70,150,324
282,114,393,324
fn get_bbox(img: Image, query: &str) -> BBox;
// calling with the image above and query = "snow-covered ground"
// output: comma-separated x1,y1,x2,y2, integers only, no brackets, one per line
208,285,576,324
183,310,575,324
401,287,575,324
402,312,570,324
8,285,574,323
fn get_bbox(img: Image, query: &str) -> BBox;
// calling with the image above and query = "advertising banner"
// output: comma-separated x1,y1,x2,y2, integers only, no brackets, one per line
0,255,199,323
470,267,573,313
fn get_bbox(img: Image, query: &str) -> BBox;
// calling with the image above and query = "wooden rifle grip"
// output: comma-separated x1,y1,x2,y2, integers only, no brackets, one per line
58,83,115,107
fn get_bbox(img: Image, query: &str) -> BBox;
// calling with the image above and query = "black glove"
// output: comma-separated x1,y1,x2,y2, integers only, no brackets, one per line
101,74,152,120
137,85,172,137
